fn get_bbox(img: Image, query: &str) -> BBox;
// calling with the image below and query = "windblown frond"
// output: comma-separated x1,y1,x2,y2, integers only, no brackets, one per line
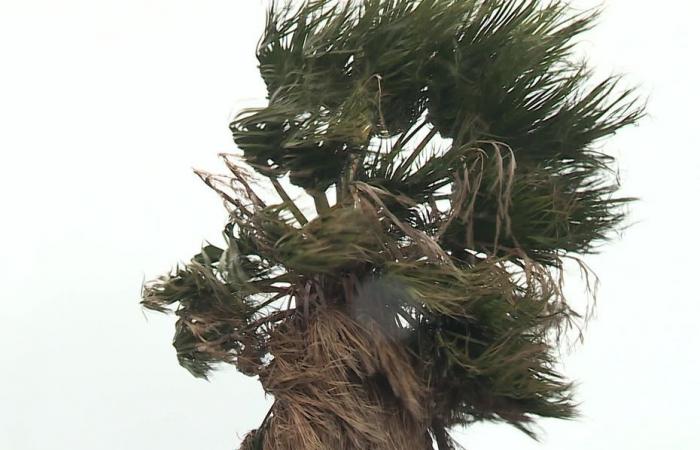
143,1,643,448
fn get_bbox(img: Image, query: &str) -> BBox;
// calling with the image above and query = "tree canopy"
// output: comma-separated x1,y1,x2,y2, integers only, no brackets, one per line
142,1,643,448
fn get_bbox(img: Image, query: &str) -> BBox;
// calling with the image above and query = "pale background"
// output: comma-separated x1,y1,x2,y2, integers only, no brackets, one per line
1,1,698,449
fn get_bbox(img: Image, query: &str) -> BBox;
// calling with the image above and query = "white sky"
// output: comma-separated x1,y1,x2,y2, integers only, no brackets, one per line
0,1,698,449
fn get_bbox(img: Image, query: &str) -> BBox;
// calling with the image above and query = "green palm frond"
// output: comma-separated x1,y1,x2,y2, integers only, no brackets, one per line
143,1,643,448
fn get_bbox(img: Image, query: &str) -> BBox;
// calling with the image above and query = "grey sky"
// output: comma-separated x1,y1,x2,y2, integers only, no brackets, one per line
0,1,698,449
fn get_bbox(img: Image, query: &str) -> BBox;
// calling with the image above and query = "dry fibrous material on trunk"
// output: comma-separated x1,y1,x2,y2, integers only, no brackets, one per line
142,1,643,448
246,308,430,450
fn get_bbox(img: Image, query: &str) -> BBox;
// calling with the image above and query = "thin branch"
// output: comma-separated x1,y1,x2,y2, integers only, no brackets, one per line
220,154,267,209
308,189,330,213
252,290,292,313
248,308,297,330
269,177,308,225
392,127,439,181
194,170,253,217
380,118,428,174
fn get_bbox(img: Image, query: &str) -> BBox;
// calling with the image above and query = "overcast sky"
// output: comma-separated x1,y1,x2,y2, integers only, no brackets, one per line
1,1,698,449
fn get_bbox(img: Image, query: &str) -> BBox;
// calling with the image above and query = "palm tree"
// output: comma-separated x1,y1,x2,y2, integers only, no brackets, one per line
142,1,643,448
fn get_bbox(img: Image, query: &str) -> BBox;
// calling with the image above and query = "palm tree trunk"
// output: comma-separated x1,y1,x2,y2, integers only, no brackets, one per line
240,307,434,450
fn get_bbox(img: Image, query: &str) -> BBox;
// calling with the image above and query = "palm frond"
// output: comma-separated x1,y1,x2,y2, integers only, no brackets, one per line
143,1,643,447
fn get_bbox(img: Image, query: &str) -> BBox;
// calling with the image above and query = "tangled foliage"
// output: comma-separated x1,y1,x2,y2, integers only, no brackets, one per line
143,1,643,448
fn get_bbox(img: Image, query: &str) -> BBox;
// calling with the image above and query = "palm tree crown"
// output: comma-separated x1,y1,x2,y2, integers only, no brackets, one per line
142,1,643,448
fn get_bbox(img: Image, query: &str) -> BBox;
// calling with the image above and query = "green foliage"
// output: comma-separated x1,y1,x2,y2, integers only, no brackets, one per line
143,1,643,447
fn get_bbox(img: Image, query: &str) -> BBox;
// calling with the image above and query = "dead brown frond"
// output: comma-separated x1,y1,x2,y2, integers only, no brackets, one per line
251,307,431,450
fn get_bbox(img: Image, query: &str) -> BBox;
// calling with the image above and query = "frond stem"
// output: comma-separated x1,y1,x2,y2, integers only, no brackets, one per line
269,177,308,225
